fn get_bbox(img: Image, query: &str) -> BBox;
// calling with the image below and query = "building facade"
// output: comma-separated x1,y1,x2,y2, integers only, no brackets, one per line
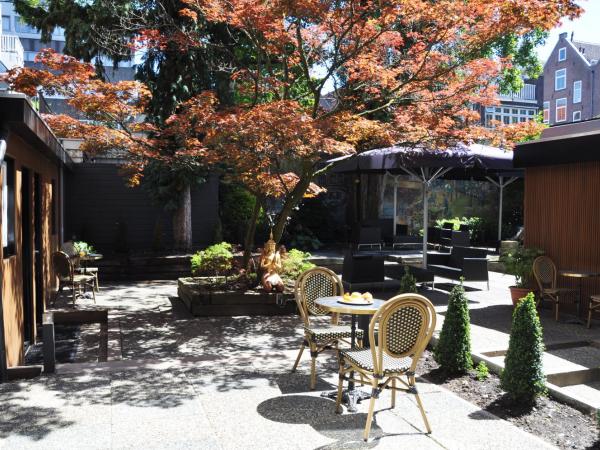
0,93,71,373
542,32,600,126
1,0,135,113
479,78,542,128
0,1,23,74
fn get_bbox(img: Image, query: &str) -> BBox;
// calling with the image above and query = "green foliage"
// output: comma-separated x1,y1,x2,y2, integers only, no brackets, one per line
281,249,315,282
287,226,322,251
73,241,95,255
219,184,266,244
191,242,234,276
435,216,484,243
114,220,129,254
501,293,547,404
500,246,544,288
435,281,473,375
152,219,164,252
475,361,490,381
142,159,206,212
398,266,418,294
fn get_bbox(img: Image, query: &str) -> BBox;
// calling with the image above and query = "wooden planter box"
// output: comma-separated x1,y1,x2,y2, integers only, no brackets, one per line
177,277,296,316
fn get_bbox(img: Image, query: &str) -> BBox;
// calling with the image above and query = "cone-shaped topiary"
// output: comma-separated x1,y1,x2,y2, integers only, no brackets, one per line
501,292,546,404
399,265,418,294
434,280,473,375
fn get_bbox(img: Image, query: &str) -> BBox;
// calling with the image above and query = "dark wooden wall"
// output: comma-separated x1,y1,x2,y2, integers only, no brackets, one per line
524,162,600,313
65,164,219,252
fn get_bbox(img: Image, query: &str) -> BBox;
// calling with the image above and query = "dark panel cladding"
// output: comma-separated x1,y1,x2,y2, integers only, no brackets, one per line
64,164,218,252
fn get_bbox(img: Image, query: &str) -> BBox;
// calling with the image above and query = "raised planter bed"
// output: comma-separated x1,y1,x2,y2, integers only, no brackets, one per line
178,277,296,316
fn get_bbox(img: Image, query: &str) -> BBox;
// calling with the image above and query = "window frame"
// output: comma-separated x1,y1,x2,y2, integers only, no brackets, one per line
573,110,582,122
1,15,10,32
543,101,550,124
555,68,567,91
556,98,568,123
558,47,567,62
573,80,582,104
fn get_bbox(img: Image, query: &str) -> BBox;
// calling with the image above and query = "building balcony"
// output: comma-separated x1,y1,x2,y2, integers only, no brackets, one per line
0,34,24,71
498,83,537,104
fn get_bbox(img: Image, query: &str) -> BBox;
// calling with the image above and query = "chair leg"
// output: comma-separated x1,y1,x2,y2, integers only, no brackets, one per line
555,300,559,322
309,344,318,390
414,389,432,434
363,380,378,442
72,282,77,306
335,365,345,414
588,308,593,329
91,282,96,304
94,273,99,292
291,342,305,373
391,378,396,409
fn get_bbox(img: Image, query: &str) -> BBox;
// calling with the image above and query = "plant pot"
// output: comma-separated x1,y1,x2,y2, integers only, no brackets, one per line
509,286,532,306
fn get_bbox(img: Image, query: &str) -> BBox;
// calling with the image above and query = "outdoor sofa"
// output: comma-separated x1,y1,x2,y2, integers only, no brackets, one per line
427,246,489,289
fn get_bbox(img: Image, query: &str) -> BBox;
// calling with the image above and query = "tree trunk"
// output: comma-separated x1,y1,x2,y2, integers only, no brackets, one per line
173,184,192,252
272,169,313,243
243,195,261,269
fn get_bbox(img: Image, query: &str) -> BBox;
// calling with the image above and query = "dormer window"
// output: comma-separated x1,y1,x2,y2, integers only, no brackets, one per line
558,47,567,61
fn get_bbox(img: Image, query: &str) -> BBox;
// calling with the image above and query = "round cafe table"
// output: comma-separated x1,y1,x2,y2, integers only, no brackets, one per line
559,270,600,321
315,296,385,412
79,253,103,274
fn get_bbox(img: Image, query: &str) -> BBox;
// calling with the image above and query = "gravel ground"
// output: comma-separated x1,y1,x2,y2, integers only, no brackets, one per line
418,350,600,450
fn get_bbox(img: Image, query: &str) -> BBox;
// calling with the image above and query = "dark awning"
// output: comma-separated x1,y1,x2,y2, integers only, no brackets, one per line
328,143,520,179
514,119,600,168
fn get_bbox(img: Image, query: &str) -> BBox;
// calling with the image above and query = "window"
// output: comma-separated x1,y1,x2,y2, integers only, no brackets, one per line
573,111,582,122
556,98,567,122
555,68,567,91
2,158,15,257
573,80,582,104
558,47,567,61
15,16,37,33
543,102,550,123
1,15,10,32
484,105,538,128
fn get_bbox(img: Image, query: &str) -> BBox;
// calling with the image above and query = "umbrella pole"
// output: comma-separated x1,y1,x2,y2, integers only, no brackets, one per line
498,176,503,242
422,180,428,269
393,176,398,237
486,176,518,243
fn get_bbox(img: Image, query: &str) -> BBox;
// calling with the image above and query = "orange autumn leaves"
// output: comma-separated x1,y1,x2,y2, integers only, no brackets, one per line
2,0,582,199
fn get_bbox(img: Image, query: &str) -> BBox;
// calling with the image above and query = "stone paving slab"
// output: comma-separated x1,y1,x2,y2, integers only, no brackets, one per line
0,278,575,449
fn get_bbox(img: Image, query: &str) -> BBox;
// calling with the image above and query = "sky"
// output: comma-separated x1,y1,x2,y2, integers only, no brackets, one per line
537,0,600,62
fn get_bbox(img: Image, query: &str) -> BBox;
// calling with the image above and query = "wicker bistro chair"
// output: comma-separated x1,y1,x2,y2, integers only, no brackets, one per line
291,267,364,390
335,294,436,441
588,295,600,328
52,251,96,306
533,256,578,321
71,256,100,292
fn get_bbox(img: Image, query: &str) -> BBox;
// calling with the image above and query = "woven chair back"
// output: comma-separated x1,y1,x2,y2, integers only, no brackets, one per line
533,256,556,291
52,251,73,280
295,267,343,325
369,294,436,374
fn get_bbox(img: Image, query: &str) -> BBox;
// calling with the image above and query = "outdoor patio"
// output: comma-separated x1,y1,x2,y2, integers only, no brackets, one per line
2,272,599,449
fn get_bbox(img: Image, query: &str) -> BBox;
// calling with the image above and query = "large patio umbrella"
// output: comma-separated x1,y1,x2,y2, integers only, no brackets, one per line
327,143,522,267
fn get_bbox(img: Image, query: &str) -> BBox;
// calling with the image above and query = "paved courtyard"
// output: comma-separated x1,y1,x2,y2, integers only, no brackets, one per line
2,273,585,449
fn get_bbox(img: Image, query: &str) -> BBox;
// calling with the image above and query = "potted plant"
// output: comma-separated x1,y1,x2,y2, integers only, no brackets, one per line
500,246,544,306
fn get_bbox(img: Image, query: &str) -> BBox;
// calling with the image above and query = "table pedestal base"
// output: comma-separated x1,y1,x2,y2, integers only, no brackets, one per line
321,387,371,412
